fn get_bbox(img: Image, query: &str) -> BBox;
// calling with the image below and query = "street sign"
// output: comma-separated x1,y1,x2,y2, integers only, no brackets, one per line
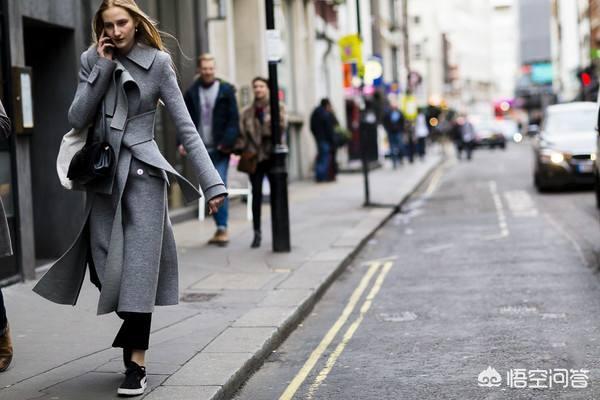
401,93,418,121
338,34,363,75
265,29,282,63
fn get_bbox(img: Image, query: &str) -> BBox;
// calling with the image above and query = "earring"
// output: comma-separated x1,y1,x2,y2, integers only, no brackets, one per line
135,28,138,33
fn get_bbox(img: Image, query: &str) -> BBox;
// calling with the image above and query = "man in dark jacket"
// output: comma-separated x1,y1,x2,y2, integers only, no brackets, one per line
382,101,405,168
310,98,336,182
0,100,12,372
183,54,240,246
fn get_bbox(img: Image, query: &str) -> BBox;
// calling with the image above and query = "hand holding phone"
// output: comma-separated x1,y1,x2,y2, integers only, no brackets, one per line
97,30,115,60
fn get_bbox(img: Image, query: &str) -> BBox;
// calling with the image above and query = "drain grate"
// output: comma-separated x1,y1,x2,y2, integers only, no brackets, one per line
180,292,219,303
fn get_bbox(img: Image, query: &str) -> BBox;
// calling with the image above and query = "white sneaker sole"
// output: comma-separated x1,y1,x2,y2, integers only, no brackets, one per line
117,376,147,396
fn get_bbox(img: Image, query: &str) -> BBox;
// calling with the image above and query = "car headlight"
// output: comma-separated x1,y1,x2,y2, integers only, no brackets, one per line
550,152,564,164
592,153,597,161
540,149,566,164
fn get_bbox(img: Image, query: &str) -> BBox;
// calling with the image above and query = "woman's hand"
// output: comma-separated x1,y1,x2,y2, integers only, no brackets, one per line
207,195,226,215
97,31,115,60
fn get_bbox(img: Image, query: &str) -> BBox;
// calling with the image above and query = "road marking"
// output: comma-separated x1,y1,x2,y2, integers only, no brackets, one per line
424,162,446,197
544,213,589,268
421,243,455,253
486,181,509,240
306,262,394,399
279,262,382,400
503,190,538,217
362,255,398,265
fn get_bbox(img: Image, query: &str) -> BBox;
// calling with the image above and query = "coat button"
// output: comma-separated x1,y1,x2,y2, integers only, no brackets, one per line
137,169,144,175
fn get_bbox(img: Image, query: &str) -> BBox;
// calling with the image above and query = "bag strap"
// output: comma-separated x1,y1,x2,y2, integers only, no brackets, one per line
84,99,108,147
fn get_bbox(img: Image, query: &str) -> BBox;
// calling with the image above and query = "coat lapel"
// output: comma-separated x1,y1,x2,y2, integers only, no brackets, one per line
125,42,158,70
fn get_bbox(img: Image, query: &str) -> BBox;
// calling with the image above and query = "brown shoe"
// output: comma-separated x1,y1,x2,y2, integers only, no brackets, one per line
0,323,13,372
208,229,229,247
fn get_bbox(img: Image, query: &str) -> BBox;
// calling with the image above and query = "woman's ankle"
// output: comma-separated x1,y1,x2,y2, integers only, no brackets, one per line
130,349,146,367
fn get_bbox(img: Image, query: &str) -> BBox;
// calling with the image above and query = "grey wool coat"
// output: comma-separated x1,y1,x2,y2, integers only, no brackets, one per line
33,43,227,315
0,101,12,257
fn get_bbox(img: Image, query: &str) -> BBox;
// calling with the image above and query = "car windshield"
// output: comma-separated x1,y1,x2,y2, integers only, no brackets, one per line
544,108,596,135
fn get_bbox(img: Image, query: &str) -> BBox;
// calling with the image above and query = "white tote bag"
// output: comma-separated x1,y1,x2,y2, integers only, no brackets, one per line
56,128,86,190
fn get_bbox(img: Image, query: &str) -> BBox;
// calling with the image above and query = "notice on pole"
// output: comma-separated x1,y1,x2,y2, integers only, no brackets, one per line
266,30,282,63
20,72,34,129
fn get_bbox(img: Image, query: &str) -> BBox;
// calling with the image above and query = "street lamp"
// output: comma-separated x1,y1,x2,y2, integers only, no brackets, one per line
265,0,291,252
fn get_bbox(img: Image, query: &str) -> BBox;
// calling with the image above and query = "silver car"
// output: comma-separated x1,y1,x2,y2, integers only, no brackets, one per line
534,102,598,191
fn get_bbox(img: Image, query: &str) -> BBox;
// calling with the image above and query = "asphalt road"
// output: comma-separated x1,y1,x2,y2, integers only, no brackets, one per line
233,141,600,400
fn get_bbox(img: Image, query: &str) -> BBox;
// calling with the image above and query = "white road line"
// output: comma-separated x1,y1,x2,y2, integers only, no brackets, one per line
279,262,382,400
504,190,539,217
421,243,455,253
544,213,589,268
305,262,394,399
487,181,510,240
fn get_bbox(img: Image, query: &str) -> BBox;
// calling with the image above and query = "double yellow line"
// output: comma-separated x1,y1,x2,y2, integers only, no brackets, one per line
279,261,394,400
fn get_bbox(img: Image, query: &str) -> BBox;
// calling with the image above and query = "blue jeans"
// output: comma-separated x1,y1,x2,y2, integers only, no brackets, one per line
387,132,403,168
209,150,230,229
315,141,332,182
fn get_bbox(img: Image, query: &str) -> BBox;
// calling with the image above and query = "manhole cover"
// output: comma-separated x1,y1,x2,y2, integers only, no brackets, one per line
180,292,219,303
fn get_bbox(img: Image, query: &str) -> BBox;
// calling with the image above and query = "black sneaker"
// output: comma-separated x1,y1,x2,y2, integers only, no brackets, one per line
117,362,147,397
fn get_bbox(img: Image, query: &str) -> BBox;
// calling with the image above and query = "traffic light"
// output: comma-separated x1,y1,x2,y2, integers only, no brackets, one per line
581,71,592,87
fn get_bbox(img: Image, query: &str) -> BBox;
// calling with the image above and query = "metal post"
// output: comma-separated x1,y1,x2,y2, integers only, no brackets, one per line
402,0,414,163
265,0,291,252
355,0,372,206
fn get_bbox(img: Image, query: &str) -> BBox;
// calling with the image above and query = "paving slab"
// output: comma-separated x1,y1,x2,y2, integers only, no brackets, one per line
203,327,277,354
258,288,314,307
277,261,340,290
164,353,253,386
143,386,220,400
232,306,297,327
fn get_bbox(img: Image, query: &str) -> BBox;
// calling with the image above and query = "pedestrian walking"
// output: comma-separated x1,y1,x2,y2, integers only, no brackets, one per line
235,77,286,248
183,53,240,247
33,0,226,396
415,112,429,160
453,115,475,161
310,99,336,182
382,101,405,168
0,100,13,373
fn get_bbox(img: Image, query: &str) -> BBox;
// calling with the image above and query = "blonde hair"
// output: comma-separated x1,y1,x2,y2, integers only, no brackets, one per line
92,0,167,52
197,53,216,67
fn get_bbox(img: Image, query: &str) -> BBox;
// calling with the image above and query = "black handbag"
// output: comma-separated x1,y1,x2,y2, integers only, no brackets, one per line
67,102,115,185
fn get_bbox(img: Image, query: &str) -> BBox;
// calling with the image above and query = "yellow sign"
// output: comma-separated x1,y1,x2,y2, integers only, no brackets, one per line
338,34,363,74
401,94,418,121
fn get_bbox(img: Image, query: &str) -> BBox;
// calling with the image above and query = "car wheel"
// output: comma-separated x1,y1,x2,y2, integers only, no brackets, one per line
500,143,506,150
534,172,546,192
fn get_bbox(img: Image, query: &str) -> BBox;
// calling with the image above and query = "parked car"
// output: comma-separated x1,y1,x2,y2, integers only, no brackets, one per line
473,119,506,149
534,102,597,191
495,119,520,143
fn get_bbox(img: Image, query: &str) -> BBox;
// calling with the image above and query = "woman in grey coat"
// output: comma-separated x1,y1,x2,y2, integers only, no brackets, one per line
33,0,226,396
0,100,14,373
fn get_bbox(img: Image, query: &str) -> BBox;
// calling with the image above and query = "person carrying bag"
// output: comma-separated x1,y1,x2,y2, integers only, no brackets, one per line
34,0,227,396
235,77,286,248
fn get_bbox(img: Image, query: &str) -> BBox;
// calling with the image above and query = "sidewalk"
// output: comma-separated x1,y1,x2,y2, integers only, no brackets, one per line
0,148,442,400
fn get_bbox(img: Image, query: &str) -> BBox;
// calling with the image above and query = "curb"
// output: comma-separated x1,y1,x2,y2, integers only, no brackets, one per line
205,153,446,400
